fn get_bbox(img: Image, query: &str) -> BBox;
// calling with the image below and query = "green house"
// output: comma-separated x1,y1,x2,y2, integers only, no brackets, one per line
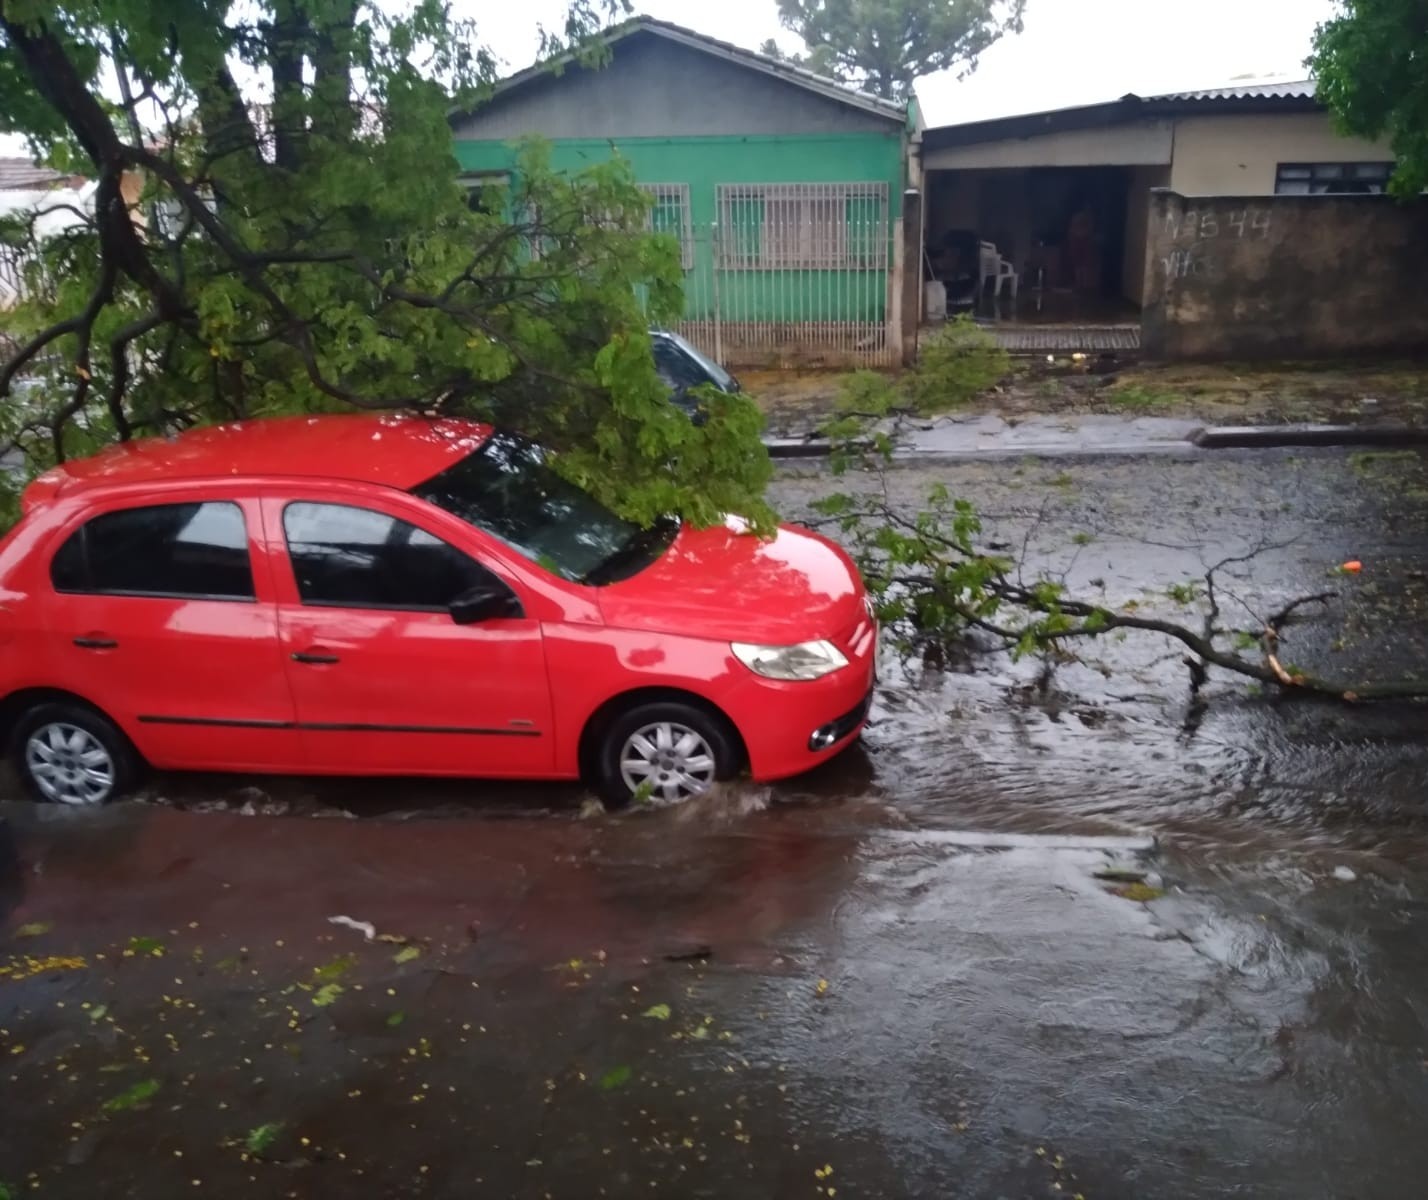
449,18,913,367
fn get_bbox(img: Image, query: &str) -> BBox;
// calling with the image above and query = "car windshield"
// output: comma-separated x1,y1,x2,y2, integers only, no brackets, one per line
660,330,736,392
412,432,673,585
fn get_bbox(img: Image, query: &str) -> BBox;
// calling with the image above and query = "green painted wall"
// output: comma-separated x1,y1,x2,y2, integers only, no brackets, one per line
453,133,904,220
453,133,904,324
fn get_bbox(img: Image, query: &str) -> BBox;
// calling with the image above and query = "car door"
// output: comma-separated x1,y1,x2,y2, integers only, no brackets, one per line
261,494,554,777
41,494,302,771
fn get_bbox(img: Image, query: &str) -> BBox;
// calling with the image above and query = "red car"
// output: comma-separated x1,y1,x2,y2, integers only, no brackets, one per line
0,414,875,807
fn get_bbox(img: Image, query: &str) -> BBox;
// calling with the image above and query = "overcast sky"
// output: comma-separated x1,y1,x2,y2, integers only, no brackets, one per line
3,0,1341,157
457,0,1341,124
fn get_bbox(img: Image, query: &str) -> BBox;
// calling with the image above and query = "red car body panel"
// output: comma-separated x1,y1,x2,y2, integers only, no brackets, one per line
0,415,875,788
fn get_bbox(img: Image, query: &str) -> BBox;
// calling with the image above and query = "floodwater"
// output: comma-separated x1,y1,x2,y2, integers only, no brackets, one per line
3,446,1428,1198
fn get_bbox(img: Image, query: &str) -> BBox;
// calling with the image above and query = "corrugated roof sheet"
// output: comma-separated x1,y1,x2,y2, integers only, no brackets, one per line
0,158,73,190
1148,79,1317,102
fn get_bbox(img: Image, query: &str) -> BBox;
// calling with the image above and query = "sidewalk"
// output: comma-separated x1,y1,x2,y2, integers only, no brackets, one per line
765,411,1428,459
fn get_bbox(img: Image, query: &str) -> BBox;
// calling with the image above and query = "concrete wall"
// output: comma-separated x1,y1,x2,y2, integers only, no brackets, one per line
1168,112,1392,196
1140,189,1428,359
1120,164,1170,304
451,32,897,140
922,121,1173,171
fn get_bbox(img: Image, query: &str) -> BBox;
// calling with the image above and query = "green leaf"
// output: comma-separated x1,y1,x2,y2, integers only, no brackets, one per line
15,921,52,938
244,1123,283,1155
641,1003,671,1021
385,1010,406,1028
312,954,357,982
599,1065,632,1091
126,936,165,957
393,945,422,965
88,1004,109,1022
311,983,344,1008
102,1078,160,1113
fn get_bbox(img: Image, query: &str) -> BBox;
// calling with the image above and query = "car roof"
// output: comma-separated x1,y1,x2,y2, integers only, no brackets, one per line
26,413,492,507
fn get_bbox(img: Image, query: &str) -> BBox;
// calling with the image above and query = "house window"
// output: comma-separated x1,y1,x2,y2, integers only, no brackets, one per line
715,183,888,269
461,171,511,215
639,183,693,269
1275,162,1394,195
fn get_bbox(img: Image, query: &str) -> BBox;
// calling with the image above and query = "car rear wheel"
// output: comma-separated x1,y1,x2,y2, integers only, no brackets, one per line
596,701,741,807
11,703,139,807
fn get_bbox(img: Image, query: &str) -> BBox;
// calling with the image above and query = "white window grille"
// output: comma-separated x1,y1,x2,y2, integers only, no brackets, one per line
639,183,693,268
716,182,887,269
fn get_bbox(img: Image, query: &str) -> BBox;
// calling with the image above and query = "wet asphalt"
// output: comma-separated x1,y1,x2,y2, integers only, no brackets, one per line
4,445,1428,1199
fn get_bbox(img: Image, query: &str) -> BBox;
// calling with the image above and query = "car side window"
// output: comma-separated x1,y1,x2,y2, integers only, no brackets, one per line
282,502,507,611
50,501,254,601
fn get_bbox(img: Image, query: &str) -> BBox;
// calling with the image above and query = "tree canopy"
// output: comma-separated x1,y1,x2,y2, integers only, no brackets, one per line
0,0,772,528
772,0,1025,101
1311,0,1428,197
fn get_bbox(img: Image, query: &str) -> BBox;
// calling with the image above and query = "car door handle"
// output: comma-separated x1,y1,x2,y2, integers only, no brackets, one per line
73,636,118,650
291,651,340,665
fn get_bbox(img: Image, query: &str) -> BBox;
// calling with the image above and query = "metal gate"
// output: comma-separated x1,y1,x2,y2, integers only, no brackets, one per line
661,183,896,369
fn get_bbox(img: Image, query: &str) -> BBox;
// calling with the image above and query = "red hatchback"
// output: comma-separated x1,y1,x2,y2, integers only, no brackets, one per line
0,414,875,807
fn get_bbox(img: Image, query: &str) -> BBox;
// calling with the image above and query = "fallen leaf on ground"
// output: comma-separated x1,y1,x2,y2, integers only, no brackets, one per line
312,954,357,982
393,945,422,964
599,1065,632,1091
642,1004,671,1021
15,922,53,938
102,1079,160,1114
1112,882,1165,902
244,1123,283,1155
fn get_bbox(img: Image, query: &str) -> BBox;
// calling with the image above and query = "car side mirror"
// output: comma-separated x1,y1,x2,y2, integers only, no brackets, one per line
449,583,522,625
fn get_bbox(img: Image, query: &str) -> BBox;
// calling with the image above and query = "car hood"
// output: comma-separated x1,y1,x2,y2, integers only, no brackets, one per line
596,519,866,644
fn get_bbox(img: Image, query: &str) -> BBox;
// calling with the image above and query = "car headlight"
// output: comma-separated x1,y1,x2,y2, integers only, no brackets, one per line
731,639,849,681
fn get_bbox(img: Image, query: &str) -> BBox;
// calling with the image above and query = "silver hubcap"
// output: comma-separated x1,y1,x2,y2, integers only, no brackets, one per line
25,723,115,806
619,721,717,802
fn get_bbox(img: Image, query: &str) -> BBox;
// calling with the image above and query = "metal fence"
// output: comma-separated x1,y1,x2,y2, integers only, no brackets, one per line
654,183,897,369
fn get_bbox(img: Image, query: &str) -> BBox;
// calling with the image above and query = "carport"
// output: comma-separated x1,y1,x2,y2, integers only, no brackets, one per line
919,97,1172,333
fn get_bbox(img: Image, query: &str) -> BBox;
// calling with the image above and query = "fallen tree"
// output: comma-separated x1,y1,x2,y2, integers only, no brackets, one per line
0,0,772,530
814,331,1428,704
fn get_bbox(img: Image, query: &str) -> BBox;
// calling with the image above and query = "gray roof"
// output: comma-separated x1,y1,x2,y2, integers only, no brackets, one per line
1149,79,1317,103
462,16,907,124
922,77,1323,149
0,158,74,190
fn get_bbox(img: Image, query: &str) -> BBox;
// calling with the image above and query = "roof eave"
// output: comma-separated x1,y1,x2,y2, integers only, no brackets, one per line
921,91,1323,150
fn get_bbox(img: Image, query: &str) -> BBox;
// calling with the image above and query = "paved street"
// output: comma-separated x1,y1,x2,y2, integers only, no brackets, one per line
4,446,1428,1198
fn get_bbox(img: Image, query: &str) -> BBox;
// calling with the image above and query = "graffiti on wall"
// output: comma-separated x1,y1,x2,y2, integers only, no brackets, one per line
1159,207,1273,280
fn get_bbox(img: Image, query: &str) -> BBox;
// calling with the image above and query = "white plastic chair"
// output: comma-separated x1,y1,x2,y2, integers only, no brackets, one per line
978,241,1019,304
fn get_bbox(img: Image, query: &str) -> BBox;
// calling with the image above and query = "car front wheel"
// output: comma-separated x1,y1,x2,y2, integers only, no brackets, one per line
11,702,139,807
596,701,741,807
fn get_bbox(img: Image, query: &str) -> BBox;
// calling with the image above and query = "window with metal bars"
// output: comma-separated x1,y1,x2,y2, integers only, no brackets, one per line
639,183,693,269
1274,162,1394,195
715,183,888,269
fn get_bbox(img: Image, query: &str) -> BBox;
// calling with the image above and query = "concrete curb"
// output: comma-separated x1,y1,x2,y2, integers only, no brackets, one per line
763,437,837,458
1192,423,1428,450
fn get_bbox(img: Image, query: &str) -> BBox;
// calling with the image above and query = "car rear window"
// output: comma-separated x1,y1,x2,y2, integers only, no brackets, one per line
50,501,254,601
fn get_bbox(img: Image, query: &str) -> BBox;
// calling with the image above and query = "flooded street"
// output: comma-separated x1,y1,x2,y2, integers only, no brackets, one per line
5,446,1428,1198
